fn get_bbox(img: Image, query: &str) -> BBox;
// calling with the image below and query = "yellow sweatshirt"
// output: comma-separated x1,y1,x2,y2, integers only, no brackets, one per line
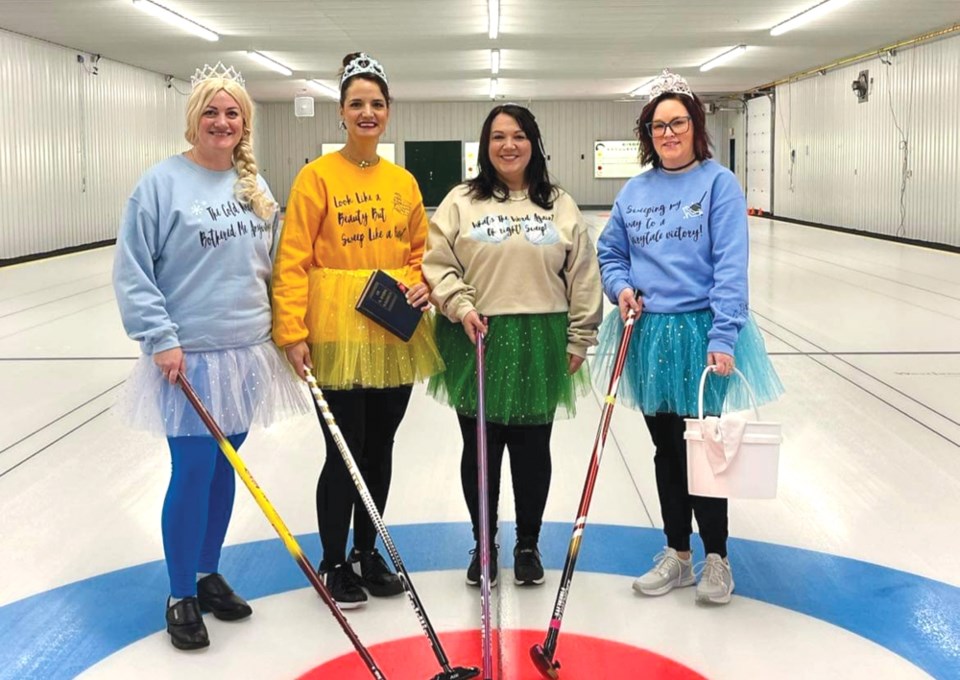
272,153,428,347
423,185,603,357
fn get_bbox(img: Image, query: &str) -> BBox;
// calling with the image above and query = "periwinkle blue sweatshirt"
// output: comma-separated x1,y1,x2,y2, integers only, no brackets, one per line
113,155,278,355
597,160,748,355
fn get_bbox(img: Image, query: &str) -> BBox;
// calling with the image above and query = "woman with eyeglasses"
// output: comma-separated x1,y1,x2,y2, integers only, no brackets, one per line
423,104,602,588
595,70,782,605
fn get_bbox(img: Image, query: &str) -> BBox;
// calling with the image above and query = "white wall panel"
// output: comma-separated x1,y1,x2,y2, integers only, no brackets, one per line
706,108,746,190
773,33,960,248
746,95,773,213
256,100,648,208
0,29,188,260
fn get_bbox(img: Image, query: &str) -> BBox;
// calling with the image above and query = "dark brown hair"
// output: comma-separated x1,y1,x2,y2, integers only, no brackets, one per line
338,52,390,107
635,92,712,169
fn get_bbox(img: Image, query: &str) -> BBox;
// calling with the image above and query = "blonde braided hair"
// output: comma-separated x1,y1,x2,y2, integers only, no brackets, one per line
185,79,277,221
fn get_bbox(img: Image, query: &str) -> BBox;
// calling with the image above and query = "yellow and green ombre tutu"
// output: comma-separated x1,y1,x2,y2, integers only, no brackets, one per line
428,312,590,425
305,267,444,389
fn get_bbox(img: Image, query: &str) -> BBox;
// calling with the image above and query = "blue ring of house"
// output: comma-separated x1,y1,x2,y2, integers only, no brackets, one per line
1,521,957,679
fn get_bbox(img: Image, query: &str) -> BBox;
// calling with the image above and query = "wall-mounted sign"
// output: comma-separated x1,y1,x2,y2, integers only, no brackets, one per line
464,142,480,180
594,140,649,179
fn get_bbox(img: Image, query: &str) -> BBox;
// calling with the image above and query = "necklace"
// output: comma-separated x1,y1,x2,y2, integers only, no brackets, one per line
339,149,379,169
662,157,698,172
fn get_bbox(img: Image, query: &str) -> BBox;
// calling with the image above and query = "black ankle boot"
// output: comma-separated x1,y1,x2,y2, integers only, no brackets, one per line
197,574,253,621
166,597,209,650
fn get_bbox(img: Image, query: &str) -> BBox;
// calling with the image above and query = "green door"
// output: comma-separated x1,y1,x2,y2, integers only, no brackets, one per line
404,141,462,208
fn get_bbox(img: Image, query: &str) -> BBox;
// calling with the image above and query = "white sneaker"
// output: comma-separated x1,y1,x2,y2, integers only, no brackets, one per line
632,547,695,596
695,553,735,604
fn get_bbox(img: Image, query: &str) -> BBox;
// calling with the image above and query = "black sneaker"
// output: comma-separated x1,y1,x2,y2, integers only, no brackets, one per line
349,547,404,597
319,562,367,609
514,537,545,585
466,544,498,588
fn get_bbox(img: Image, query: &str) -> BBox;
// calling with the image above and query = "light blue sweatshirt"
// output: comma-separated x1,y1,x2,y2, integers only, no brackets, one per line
597,160,748,355
113,155,278,355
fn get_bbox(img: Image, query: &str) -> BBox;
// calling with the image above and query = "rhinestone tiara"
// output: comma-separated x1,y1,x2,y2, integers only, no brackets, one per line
340,53,388,90
648,69,693,99
191,62,245,89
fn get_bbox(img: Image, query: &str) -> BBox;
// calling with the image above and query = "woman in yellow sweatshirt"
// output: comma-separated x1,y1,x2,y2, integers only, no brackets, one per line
271,53,442,609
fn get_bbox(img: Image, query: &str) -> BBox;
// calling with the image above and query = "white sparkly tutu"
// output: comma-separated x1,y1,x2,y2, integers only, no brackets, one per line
114,341,311,437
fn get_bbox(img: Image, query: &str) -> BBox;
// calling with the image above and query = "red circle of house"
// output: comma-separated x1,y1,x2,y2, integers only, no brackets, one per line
298,629,706,679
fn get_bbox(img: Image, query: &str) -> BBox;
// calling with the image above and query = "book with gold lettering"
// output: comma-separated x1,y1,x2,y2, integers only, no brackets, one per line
355,270,423,342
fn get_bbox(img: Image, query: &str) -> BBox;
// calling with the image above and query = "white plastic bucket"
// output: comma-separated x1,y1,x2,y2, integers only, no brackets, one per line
684,367,782,499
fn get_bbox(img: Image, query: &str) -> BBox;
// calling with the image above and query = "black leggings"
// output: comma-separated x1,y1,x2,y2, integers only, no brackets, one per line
314,385,413,567
645,412,728,557
458,414,553,545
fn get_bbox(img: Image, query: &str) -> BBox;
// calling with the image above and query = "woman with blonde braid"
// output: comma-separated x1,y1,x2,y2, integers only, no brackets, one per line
113,63,308,651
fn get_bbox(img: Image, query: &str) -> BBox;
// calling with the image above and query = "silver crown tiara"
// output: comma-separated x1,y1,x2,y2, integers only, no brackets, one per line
191,62,245,89
340,53,388,90
648,69,693,99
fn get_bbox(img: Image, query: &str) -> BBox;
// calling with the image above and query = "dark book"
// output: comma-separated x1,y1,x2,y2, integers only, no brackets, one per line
355,269,423,342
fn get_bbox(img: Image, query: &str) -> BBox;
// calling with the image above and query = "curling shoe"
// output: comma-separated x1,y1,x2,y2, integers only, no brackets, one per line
513,536,545,585
695,553,735,605
166,597,209,651
632,547,695,596
197,573,252,621
320,561,368,609
466,543,498,588
349,547,404,597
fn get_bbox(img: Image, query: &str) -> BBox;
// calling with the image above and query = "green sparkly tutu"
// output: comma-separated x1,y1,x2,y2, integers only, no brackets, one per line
428,312,590,425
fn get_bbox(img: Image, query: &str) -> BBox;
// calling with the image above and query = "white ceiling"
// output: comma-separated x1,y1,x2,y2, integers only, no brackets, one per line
1,0,957,101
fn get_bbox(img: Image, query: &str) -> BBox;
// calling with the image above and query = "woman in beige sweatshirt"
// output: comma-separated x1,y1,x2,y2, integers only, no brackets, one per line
423,103,602,588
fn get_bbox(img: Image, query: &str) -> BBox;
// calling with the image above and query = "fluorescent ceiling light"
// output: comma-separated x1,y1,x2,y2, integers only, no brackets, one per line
309,80,339,100
488,0,500,39
489,78,498,99
699,44,747,72
247,51,293,77
771,0,854,36
132,0,218,41
490,49,500,75
630,77,657,97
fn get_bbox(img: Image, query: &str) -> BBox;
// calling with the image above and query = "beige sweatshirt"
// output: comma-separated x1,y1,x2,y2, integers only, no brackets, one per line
423,185,602,357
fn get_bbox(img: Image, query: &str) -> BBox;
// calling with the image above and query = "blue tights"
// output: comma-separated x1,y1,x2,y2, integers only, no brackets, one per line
163,433,245,598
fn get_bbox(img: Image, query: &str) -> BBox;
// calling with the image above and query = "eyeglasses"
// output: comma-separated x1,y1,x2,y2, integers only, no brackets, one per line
645,116,692,138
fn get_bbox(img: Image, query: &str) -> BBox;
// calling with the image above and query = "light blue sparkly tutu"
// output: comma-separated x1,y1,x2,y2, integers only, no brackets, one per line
592,309,784,417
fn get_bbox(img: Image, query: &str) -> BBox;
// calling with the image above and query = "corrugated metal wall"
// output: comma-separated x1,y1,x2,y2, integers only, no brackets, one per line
257,100,651,208
0,29,188,260
773,33,960,247
706,108,746,190
258,99,746,209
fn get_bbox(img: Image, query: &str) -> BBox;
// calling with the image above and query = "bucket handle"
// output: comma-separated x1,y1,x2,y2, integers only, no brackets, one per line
697,366,762,422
